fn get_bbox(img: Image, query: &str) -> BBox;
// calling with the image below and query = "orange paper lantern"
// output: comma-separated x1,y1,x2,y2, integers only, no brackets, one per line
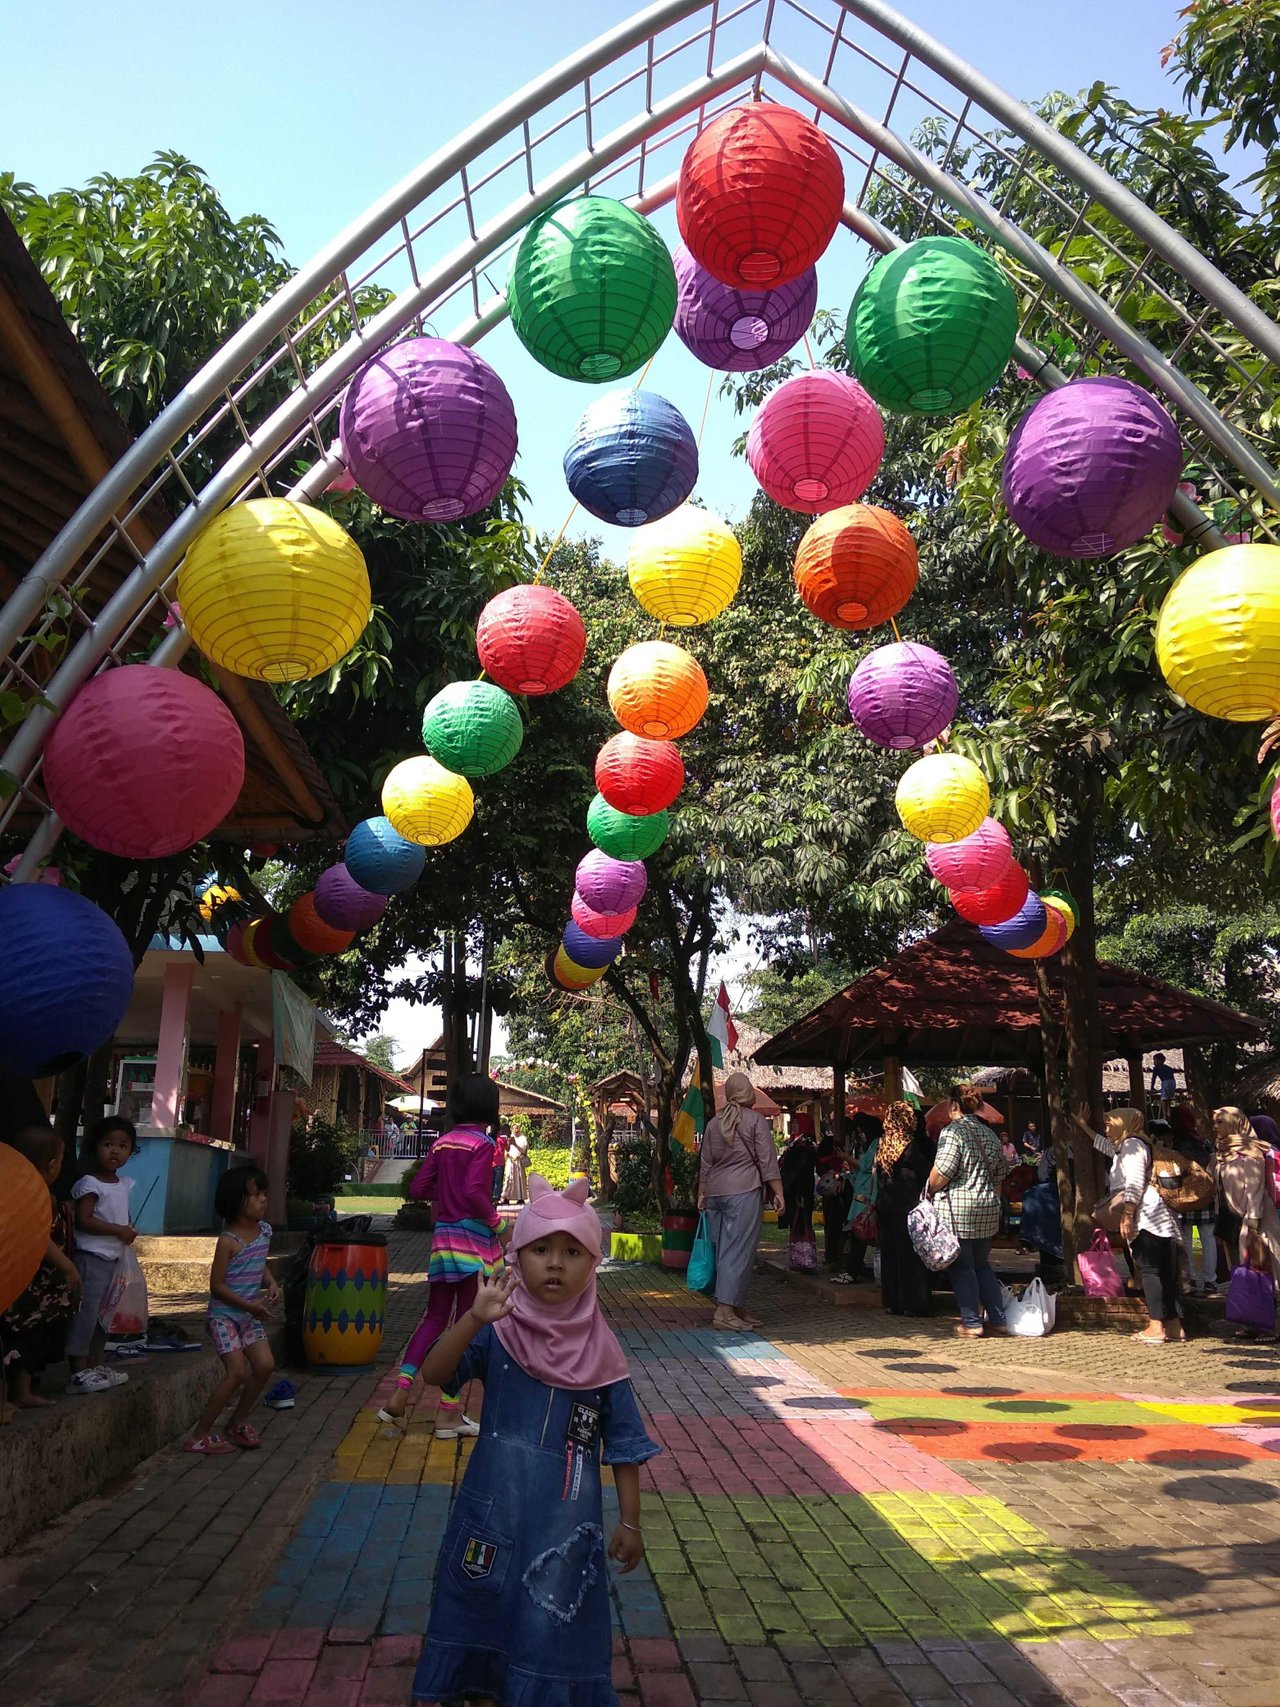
793,504,918,630
0,1145,53,1315
1008,906,1070,960
288,893,357,956
607,641,708,739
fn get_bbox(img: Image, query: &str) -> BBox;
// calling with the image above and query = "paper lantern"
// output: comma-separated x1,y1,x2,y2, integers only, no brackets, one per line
225,919,255,966
848,643,957,750
0,1146,51,1316
178,498,371,683
925,818,1014,890
848,236,1017,414
551,946,606,990
575,849,648,914
508,196,676,382
949,861,1030,927
1004,378,1183,558
475,584,586,696
339,338,518,522
676,102,843,288
0,885,133,1078
43,665,245,859
562,921,622,968
1155,543,1280,720
344,815,426,895
314,864,388,932
382,757,474,847
672,244,817,371
627,505,742,627
794,504,918,630
571,892,638,938
587,794,669,861
1008,906,1070,960
1042,887,1079,930
607,642,708,740
896,753,990,843
595,732,685,814
199,883,243,925
747,373,885,514
980,893,1048,951
268,913,321,969
564,390,697,526
422,681,524,777
237,919,274,969
288,893,357,956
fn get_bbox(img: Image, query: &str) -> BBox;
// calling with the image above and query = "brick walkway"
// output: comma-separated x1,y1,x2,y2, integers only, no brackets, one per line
2,1235,1279,1706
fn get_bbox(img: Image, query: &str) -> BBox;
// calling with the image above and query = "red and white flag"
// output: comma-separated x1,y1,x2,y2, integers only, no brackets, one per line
707,980,738,1068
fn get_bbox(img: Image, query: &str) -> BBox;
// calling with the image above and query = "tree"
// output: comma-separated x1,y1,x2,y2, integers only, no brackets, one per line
359,1033,401,1071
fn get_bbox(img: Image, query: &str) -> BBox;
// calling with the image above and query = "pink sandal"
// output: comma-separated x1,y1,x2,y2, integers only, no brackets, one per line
224,1422,262,1449
184,1434,236,1456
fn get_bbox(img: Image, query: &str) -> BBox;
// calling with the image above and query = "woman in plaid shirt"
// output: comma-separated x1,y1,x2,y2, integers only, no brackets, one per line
926,1085,1011,1338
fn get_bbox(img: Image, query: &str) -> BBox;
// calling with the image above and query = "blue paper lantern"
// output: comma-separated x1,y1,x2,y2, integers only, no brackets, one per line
0,885,134,1078
979,893,1048,952
344,815,427,895
562,921,622,968
563,390,698,527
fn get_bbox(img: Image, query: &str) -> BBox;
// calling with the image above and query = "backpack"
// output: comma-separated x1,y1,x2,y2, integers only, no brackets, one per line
1148,1142,1215,1215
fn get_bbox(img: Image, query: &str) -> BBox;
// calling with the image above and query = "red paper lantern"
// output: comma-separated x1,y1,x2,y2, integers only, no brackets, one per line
948,862,1029,926
677,102,844,288
288,893,357,956
793,504,918,630
225,919,254,966
571,892,639,938
475,584,586,696
595,733,685,814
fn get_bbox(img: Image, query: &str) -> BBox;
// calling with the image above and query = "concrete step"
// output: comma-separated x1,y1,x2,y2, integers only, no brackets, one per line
136,1233,304,1296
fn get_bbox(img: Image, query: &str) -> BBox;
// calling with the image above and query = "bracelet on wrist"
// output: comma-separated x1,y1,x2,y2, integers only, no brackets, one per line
619,1520,641,1533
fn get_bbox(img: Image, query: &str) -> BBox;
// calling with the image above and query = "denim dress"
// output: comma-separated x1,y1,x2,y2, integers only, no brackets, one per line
412,1324,660,1707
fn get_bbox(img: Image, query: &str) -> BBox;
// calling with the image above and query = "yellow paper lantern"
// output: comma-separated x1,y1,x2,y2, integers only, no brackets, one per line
895,753,989,843
553,947,606,989
607,641,708,740
1155,543,1280,720
178,497,371,684
381,756,474,847
1041,895,1077,942
627,504,742,626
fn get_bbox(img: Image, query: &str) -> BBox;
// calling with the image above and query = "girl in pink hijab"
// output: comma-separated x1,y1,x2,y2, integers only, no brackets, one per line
412,1175,660,1707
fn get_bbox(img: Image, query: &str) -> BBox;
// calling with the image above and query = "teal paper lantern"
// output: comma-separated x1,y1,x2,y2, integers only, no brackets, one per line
508,197,677,382
587,792,670,860
847,236,1017,415
421,680,523,778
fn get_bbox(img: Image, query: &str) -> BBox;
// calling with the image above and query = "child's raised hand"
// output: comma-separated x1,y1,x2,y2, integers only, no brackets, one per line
608,1524,645,1574
471,1267,518,1324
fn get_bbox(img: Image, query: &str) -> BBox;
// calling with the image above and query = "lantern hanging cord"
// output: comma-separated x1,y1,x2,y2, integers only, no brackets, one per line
696,370,715,450
533,501,581,586
802,333,817,371
889,616,903,642
633,351,657,391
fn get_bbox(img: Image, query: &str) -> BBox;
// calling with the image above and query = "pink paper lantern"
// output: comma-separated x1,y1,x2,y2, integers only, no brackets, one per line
314,864,388,932
43,665,245,859
746,372,884,514
847,643,957,749
948,861,1030,926
571,892,639,938
575,850,648,915
925,818,1014,890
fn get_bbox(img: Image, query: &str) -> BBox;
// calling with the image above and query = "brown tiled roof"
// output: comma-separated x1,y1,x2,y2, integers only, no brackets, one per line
313,1040,415,1094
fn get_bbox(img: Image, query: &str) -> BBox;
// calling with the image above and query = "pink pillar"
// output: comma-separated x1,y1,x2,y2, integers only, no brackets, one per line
209,1003,242,1145
248,1039,275,1170
150,961,195,1132
265,1090,295,1225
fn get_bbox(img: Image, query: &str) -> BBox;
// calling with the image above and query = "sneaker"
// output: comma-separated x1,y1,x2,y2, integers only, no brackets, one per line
65,1367,126,1395
93,1365,130,1388
263,1380,298,1410
832,1274,854,1286
435,1415,480,1441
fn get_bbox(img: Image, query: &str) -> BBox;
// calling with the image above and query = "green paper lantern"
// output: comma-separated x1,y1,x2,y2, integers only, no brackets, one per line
421,680,523,778
587,792,670,861
847,236,1017,415
508,197,677,382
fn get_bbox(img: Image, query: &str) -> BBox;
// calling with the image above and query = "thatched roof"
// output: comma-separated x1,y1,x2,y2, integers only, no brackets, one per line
735,1023,834,1097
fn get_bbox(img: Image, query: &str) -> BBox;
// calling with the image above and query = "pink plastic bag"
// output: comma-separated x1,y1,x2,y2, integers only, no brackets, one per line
1078,1230,1124,1299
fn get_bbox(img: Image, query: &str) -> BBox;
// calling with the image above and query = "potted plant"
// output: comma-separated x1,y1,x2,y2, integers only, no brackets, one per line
660,1142,701,1271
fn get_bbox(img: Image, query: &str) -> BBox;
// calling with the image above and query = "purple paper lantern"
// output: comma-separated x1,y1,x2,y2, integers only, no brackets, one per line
672,244,818,372
926,818,1014,890
1002,377,1183,558
574,849,648,915
314,863,388,932
847,643,958,750
339,337,518,522
562,921,622,968
980,892,1048,952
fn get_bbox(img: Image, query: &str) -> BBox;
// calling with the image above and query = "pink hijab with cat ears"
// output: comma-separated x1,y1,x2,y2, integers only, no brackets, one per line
507,1173,602,1257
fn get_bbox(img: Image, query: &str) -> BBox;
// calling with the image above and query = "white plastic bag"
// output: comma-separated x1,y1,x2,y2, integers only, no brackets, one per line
99,1246,150,1337
1004,1276,1056,1337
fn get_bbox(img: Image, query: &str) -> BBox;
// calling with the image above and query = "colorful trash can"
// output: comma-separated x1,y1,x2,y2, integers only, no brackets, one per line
660,1211,697,1271
302,1232,388,1367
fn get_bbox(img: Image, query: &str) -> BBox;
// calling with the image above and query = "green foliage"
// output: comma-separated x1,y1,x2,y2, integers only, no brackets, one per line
287,1114,361,1200
665,1142,701,1213
739,960,857,1035
1167,0,1280,217
611,1138,660,1220
360,1033,401,1071
525,1139,571,1189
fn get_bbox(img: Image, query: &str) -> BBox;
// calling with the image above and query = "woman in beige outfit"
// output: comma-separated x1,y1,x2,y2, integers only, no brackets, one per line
1213,1106,1280,1339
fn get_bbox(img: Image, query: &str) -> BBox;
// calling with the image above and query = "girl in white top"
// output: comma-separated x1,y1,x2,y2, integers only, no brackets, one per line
1091,1107,1185,1343
66,1117,139,1393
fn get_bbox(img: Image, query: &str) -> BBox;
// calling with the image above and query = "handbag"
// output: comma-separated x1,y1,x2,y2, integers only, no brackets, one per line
1077,1229,1124,1298
1225,1262,1276,1333
907,1195,960,1271
848,1203,878,1244
1005,1277,1057,1337
788,1233,818,1272
816,1169,843,1198
1150,1146,1215,1215
686,1212,716,1294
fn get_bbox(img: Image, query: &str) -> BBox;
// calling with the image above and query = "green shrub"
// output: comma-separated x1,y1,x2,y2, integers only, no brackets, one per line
287,1114,361,1199
612,1138,659,1220
335,1182,407,1198
525,1140,571,1189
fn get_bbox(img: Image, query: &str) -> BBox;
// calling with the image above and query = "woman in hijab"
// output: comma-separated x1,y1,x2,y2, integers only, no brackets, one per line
778,1112,816,1231
501,1130,530,1206
697,1072,785,1332
1214,1107,1280,1338
874,1102,934,1316
1101,1107,1186,1344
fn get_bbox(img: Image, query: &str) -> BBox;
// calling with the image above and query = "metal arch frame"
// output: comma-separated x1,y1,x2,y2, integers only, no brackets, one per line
4,0,1278,875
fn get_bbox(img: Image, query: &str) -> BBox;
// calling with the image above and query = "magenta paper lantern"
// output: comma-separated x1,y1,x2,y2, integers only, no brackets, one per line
575,849,648,915
925,818,1014,890
339,337,518,522
672,244,817,372
980,892,1048,951
314,863,388,932
42,665,244,859
847,643,957,750
949,861,1030,926
1002,377,1183,558
747,372,884,514
571,892,638,938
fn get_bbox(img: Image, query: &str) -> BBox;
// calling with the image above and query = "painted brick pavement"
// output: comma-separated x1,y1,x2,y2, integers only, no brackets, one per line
3,1233,1280,1705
